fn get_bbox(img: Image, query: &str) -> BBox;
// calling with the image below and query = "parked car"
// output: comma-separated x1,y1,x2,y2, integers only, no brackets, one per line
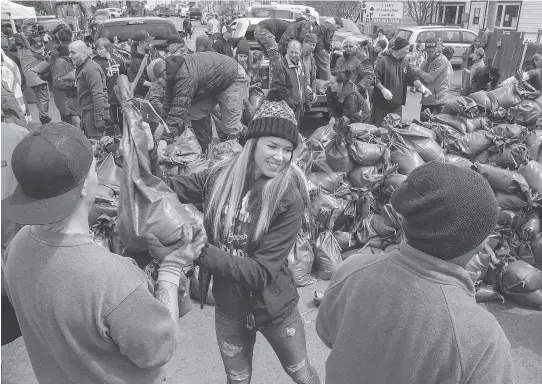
94,17,181,64
36,18,70,33
93,9,111,23
105,8,122,18
394,26,478,66
189,8,202,21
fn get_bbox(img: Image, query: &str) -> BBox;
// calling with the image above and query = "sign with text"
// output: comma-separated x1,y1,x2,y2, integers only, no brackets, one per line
364,1,404,25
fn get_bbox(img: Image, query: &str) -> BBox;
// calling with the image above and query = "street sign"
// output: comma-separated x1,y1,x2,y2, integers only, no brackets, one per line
364,1,404,25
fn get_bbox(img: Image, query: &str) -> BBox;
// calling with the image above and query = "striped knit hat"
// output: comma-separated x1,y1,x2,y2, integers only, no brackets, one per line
245,100,299,148
146,58,166,82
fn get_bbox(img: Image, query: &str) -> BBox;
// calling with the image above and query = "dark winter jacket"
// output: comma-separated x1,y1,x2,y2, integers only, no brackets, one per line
127,46,150,98
165,52,239,136
160,167,302,326
471,66,501,93
51,55,78,116
335,52,375,92
75,57,109,129
271,56,306,114
257,19,291,41
326,81,369,122
372,51,419,107
93,54,126,106
213,37,234,57
314,21,336,52
279,18,312,52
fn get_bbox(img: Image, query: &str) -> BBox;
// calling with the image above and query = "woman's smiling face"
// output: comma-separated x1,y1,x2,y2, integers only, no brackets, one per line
253,137,294,178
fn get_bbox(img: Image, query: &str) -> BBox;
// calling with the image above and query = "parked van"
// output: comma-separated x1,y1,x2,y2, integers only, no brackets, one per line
249,3,318,21
394,26,478,66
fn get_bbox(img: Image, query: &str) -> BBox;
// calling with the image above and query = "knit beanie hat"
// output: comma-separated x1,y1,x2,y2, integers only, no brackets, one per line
245,100,299,148
304,33,317,44
236,39,250,55
147,59,166,82
393,36,409,51
391,162,498,261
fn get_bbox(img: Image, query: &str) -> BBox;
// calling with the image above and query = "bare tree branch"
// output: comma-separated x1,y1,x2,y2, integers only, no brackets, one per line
405,0,441,26
302,1,361,20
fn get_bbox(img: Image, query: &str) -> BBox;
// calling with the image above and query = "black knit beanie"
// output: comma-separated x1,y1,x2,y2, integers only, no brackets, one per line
391,162,498,261
245,100,299,149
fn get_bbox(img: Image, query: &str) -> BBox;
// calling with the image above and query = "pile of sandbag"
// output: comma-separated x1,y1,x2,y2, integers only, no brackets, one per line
292,82,542,309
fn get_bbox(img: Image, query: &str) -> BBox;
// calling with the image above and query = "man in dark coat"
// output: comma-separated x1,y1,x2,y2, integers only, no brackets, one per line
213,31,234,57
128,30,153,99
164,52,246,150
278,16,312,55
313,17,343,80
471,66,501,93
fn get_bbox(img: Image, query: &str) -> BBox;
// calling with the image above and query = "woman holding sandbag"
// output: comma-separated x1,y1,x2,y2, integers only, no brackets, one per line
326,69,370,123
154,100,320,384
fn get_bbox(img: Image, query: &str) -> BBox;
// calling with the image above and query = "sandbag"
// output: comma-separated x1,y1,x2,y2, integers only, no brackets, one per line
347,165,382,189
459,116,490,133
391,143,425,175
354,216,379,247
207,140,242,163
313,192,347,230
510,100,542,126
490,123,524,139
445,154,473,168
117,75,204,258
311,151,335,174
431,114,468,135
502,289,542,309
521,212,540,241
97,153,122,193
287,232,316,287
347,141,386,165
464,250,491,284
472,150,491,164
294,141,312,174
382,173,407,194
475,284,504,303
499,260,542,293
326,133,354,173
454,131,494,158
314,231,342,280
370,214,396,238
407,123,437,141
519,160,542,195
487,84,521,109
307,172,344,194
526,130,542,160
473,163,530,195
309,121,336,144
498,209,525,230
162,128,202,165
333,231,356,251
342,247,383,261
190,265,215,305
494,191,530,210
531,233,542,265
487,143,528,169
405,138,445,162
469,90,497,111
441,96,478,117
349,122,385,137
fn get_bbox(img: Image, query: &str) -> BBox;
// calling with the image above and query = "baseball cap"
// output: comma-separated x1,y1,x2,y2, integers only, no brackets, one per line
7,122,94,225
166,34,184,45
425,38,437,49
134,30,154,42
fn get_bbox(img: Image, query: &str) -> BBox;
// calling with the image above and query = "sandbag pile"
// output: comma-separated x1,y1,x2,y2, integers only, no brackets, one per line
293,84,542,309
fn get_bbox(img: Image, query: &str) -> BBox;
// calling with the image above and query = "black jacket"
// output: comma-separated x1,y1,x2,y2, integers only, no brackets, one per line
213,37,233,57
258,18,291,41
372,51,419,107
93,54,126,105
127,46,150,98
471,66,500,93
165,52,239,137
162,166,302,326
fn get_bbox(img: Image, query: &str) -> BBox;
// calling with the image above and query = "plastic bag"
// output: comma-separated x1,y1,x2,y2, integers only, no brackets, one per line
347,141,386,166
460,116,490,133
475,284,504,303
370,214,397,237
441,96,478,117
487,84,521,109
177,158,212,177
342,247,383,261
349,122,385,138
464,249,491,284
307,172,344,194
526,130,542,161
495,192,530,210
391,143,424,175
490,123,524,139
347,165,382,189
509,100,542,126
472,163,530,195
472,149,491,164
326,134,354,173
488,143,528,169
405,138,445,162
453,131,494,158
498,209,525,230
314,231,342,280
381,173,407,194
407,122,437,141
162,128,202,165
521,212,540,241
502,289,542,309
309,121,336,144
207,140,242,163
431,114,468,135
531,233,542,265
499,260,542,293
354,216,379,247
97,153,122,194
445,154,473,168
469,90,497,111
333,231,356,251
287,232,316,287
117,75,204,258
190,265,215,305
312,191,347,231
518,160,542,196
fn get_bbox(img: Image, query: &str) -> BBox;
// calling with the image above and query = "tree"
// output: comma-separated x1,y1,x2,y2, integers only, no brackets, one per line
405,0,441,26
302,1,361,20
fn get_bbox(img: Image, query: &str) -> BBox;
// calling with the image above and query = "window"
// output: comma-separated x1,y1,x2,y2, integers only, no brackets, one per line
462,31,477,44
437,30,461,44
417,31,436,43
436,4,465,25
395,29,412,41
496,3,520,29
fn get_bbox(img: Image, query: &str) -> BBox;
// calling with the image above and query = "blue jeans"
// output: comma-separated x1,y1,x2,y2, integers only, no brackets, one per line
215,308,320,384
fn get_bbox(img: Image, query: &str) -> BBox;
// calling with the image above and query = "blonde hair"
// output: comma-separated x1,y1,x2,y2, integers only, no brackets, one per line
205,138,309,246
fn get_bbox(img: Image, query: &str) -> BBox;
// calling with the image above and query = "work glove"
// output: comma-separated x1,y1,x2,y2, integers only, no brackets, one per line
147,225,207,287
381,87,393,101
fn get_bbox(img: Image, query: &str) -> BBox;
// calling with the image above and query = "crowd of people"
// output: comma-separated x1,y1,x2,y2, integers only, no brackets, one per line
2,11,542,384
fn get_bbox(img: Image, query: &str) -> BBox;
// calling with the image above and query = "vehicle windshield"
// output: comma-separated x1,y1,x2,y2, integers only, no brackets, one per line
339,19,361,34
250,9,293,19
395,29,412,41
99,23,177,42
95,10,109,16
37,20,63,32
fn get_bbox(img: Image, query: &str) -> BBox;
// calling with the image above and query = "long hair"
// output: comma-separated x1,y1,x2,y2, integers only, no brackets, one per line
205,138,310,246
196,35,214,52
236,49,253,79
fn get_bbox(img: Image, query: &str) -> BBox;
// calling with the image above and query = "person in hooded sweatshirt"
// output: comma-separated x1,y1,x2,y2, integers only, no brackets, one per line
371,36,430,127
316,162,514,384
412,38,450,121
51,43,81,128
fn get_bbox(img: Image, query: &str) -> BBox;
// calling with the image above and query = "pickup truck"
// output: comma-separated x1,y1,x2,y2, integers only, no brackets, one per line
189,8,202,21
231,17,371,117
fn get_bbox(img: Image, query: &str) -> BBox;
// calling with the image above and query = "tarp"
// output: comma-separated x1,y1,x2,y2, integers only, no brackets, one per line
1,0,37,21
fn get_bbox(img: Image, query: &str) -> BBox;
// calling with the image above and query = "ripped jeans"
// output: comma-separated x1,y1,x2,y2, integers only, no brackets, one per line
215,308,320,384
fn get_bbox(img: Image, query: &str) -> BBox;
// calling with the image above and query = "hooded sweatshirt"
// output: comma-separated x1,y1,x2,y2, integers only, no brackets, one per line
372,51,419,107
93,54,126,106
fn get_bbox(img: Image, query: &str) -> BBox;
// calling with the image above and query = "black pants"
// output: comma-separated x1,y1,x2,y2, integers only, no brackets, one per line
110,105,123,135
420,104,444,122
371,103,402,128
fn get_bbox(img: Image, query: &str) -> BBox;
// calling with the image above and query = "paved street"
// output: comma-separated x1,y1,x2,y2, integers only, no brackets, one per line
3,17,542,384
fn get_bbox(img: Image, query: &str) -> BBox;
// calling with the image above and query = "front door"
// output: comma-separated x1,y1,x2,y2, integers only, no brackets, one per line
469,2,486,30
